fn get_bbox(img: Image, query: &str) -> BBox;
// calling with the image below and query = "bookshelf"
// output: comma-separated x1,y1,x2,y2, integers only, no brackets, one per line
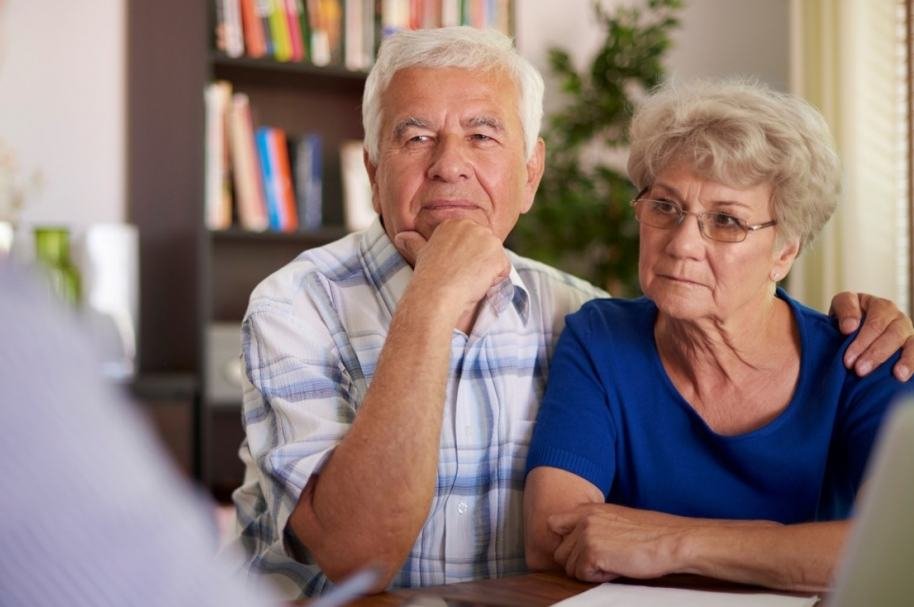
129,0,514,499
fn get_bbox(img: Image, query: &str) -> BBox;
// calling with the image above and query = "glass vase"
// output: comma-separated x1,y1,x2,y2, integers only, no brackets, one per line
34,226,81,306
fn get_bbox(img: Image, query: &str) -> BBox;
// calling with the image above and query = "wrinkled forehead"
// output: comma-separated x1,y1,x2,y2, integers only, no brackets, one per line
379,66,521,124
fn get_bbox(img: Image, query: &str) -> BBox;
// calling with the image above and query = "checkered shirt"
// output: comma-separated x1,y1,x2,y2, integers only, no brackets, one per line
230,219,604,598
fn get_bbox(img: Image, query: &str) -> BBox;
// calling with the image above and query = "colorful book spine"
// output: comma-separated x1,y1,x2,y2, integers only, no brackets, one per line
227,94,268,231
222,0,246,57
255,127,282,230
292,134,323,230
284,0,306,61
269,128,299,232
255,0,275,55
307,0,331,65
268,0,293,61
204,81,234,231
240,0,268,57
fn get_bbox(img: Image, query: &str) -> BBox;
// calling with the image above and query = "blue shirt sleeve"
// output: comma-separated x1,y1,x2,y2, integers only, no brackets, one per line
526,304,617,496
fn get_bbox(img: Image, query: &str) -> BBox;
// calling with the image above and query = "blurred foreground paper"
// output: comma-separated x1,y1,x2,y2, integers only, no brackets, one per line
552,583,818,607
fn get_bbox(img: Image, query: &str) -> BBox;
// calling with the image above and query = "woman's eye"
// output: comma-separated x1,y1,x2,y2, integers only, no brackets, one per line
710,213,742,228
651,200,680,215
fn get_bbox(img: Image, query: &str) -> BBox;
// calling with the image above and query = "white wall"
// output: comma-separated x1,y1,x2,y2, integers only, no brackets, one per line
0,0,126,244
517,0,790,116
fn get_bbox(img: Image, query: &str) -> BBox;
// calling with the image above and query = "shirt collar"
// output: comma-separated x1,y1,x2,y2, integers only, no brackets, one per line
358,218,530,326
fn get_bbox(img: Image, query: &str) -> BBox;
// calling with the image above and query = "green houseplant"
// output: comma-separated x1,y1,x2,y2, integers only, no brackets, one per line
512,0,682,295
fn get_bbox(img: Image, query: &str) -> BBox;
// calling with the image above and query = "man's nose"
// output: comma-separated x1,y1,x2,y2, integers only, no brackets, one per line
427,136,471,182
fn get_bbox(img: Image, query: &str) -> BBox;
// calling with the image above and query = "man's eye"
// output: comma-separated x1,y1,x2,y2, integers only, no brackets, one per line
470,133,495,143
406,135,432,144
651,200,680,215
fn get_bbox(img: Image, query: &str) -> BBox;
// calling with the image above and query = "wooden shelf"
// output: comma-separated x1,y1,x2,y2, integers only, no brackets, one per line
209,226,349,243
211,52,368,79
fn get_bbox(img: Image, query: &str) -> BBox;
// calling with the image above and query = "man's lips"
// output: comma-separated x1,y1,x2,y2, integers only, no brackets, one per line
421,200,480,211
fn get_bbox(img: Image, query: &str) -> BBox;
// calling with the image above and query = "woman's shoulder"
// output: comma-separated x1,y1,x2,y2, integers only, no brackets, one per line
566,296,657,340
778,288,846,345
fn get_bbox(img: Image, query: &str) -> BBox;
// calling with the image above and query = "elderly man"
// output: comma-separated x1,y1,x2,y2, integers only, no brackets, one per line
231,27,914,597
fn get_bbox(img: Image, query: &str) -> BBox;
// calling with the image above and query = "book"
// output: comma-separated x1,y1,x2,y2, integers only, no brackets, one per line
221,0,246,57
204,81,234,230
268,0,293,61
227,94,269,231
269,128,299,231
344,0,362,70
255,128,282,230
284,0,307,61
308,0,343,66
339,140,375,231
441,0,460,27
291,134,323,230
307,0,331,65
240,0,268,58
255,0,275,55
381,0,410,38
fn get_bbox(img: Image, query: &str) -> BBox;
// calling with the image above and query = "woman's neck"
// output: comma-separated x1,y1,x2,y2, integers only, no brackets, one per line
653,292,801,433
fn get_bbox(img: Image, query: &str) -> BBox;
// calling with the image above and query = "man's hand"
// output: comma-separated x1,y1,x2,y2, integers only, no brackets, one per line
395,219,511,324
829,292,914,381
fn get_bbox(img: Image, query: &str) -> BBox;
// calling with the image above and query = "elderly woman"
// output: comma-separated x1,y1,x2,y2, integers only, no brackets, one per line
523,79,911,592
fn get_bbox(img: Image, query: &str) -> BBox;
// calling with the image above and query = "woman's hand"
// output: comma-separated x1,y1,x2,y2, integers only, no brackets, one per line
548,503,688,582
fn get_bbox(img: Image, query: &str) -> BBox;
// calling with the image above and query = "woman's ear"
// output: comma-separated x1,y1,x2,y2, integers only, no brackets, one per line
770,237,800,282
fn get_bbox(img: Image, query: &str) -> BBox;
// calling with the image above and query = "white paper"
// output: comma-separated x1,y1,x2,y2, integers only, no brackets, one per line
552,582,819,607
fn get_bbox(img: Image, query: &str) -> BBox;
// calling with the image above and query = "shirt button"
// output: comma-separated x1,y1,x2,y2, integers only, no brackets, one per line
457,502,468,515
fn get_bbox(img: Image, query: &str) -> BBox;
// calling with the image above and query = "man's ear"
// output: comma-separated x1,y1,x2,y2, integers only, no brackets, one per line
520,138,546,215
364,148,381,214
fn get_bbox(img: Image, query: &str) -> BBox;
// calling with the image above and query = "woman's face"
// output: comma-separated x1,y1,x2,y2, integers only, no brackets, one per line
638,162,799,323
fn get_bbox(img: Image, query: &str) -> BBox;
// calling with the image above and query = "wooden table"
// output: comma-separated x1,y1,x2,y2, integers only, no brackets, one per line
320,572,594,606
314,571,822,606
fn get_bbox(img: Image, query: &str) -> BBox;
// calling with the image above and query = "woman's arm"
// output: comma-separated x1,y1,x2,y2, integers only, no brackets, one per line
524,467,604,571
548,502,849,592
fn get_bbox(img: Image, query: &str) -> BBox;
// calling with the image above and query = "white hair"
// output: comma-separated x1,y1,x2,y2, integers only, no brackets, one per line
362,26,544,163
627,78,841,252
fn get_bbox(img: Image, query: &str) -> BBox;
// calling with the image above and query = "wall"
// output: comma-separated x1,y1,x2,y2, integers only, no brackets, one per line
0,0,126,246
517,0,790,116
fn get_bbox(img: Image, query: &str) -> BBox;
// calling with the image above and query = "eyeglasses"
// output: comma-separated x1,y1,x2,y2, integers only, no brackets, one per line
631,194,777,243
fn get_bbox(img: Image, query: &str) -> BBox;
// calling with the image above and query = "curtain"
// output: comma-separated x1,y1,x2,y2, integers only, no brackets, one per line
788,0,909,312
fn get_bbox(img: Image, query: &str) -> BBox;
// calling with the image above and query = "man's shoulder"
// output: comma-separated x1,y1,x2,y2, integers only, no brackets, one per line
248,231,366,311
509,251,608,303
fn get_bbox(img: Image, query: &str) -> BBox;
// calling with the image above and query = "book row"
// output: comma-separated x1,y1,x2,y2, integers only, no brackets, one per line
215,0,513,70
204,81,375,233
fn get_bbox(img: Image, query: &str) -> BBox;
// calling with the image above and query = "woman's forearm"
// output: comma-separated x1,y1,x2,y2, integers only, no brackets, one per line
676,519,849,592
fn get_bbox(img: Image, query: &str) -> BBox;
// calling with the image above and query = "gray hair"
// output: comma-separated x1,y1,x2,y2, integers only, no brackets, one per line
627,78,841,252
362,26,545,163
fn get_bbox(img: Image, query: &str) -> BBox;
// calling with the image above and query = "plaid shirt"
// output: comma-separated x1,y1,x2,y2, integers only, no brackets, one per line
231,220,604,598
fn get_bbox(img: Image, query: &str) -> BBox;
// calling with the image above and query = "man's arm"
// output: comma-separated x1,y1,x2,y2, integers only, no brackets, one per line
287,220,510,591
830,292,914,381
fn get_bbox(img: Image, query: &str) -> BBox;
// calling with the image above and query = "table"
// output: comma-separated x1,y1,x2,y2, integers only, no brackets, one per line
317,572,593,606
319,571,822,606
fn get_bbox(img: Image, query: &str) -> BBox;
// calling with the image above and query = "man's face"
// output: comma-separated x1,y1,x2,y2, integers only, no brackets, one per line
365,66,544,245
